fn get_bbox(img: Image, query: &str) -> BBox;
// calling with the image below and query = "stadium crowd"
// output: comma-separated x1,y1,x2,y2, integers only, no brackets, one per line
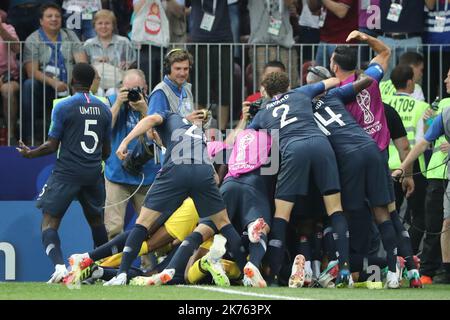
6,0,450,290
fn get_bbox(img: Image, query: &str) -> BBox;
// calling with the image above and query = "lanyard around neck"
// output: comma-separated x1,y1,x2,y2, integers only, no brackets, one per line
266,0,283,17
201,0,217,15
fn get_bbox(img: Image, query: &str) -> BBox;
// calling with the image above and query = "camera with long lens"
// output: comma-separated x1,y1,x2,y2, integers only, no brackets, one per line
248,99,264,119
122,136,155,176
127,87,143,103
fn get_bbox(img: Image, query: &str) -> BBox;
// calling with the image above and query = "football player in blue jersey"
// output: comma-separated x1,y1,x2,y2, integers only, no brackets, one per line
100,109,247,285
17,63,112,283
310,71,403,288
246,71,353,287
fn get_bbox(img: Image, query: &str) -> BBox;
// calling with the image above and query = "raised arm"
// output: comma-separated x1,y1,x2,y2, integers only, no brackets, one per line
322,0,350,18
352,75,374,94
346,30,391,72
224,102,251,146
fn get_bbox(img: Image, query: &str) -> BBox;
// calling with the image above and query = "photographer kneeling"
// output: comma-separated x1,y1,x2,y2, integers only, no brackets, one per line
105,69,160,244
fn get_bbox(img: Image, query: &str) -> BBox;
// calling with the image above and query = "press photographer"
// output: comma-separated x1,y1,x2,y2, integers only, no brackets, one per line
104,69,160,243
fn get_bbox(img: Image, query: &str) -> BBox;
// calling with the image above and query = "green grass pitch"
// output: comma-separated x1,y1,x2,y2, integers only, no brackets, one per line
1,282,450,300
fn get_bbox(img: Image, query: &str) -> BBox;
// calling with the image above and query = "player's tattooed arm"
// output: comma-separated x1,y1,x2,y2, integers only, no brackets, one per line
352,75,374,94
346,30,391,73
16,138,59,159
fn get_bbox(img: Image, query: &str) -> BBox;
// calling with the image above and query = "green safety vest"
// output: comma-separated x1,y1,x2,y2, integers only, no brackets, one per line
426,98,450,180
379,80,424,101
379,80,397,99
382,93,430,173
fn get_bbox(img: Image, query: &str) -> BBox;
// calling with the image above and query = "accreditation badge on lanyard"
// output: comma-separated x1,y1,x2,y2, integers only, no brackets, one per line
267,0,283,36
200,0,217,32
386,0,403,22
318,7,327,27
434,0,448,32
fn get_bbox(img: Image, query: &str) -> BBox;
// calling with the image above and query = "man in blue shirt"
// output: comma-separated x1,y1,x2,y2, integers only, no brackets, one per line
17,63,112,283
104,69,159,240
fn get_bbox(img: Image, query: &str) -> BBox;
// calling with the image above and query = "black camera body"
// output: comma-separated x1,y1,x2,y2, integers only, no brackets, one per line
122,136,155,176
127,87,143,102
249,99,264,119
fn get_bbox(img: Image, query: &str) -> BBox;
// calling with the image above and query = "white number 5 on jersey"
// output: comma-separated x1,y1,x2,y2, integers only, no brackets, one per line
81,119,99,154
272,104,298,128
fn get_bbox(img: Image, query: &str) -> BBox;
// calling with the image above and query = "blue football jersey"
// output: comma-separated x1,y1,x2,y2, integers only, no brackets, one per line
49,92,112,184
248,82,327,152
313,83,374,155
155,111,209,165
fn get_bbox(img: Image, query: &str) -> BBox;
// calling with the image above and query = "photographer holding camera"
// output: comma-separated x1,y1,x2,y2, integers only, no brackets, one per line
104,69,160,241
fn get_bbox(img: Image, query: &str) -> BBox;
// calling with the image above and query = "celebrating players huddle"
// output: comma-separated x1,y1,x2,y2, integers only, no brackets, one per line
17,30,424,290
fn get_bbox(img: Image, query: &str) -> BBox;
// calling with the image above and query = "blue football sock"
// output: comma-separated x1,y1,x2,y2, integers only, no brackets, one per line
118,224,148,275
323,226,337,261
390,210,415,270
378,220,398,272
249,233,267,267
311,228,323,262
296,235,312,261
266,218,287,279
42,228,64,266
166,232,203,271
90,230,131,261
330,212,350,269
220,223,247,270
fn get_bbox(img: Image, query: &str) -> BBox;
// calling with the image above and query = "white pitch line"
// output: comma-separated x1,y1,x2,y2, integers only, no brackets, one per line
181,285,312,300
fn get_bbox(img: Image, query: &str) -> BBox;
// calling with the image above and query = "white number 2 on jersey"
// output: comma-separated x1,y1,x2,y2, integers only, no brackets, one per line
272,104,298,128
185,124,203,140
81,119,99,154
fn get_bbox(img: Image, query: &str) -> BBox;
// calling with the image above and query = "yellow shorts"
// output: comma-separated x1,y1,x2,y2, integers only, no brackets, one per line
200,237,213,250
164,198,199,241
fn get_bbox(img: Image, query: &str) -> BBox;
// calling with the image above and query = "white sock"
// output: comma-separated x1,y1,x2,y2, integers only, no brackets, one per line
312,260,321,278
305,261,313,275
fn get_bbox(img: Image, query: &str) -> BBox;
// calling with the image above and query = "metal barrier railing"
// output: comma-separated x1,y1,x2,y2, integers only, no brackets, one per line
0,41,448,146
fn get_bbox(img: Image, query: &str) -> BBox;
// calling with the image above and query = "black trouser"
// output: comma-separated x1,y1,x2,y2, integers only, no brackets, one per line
421,179,447,277
394,160,428,254
297,26,320,63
